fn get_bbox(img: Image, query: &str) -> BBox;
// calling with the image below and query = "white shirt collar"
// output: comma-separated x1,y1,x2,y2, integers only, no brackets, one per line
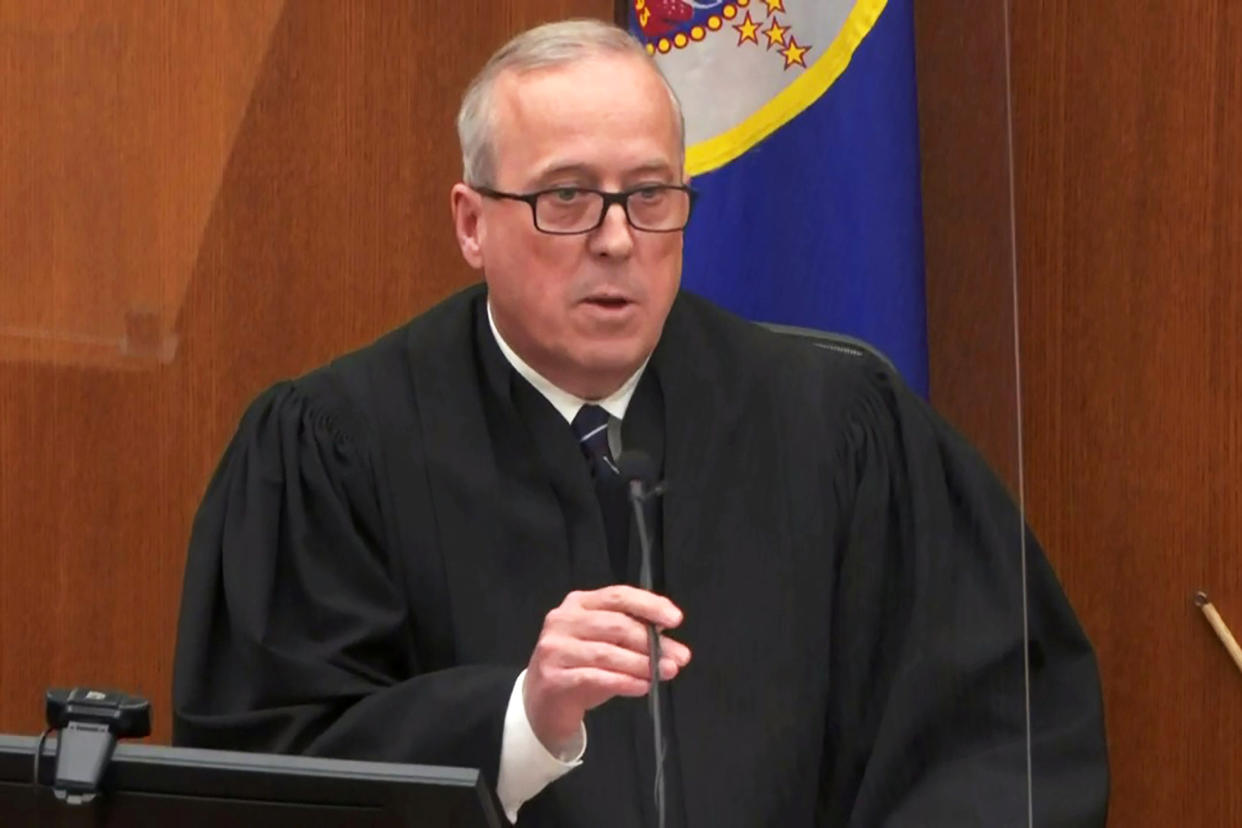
487,300,648,424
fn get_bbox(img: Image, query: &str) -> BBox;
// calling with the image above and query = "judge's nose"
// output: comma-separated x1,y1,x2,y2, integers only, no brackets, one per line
588,203,634,260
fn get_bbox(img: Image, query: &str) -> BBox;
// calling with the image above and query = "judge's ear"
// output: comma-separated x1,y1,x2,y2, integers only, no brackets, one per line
450,183,485,269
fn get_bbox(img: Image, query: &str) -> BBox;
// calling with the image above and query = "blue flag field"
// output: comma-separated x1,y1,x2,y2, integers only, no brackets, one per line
630,0,928,394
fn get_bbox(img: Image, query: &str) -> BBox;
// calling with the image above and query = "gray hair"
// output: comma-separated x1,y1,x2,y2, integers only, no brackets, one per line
456,19,685,187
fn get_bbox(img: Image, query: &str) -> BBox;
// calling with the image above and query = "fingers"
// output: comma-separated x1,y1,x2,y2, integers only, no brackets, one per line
523,587,691,752
559,665,680,698
540,635,684,681
542,667,650,700
563,610,692,665
529,661,680,711
571,585,684,629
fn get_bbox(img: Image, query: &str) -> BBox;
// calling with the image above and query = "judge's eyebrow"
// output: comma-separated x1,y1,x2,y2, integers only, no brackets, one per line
526,162,598,189
622,161,679,185
526,159,679,189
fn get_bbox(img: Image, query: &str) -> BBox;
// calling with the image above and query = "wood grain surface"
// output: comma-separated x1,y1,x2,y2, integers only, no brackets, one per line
1011,1,1242,824
914,0,1022,493
0,0,613,745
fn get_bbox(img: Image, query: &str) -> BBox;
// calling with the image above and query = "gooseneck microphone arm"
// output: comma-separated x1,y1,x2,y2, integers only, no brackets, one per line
616,450,667,828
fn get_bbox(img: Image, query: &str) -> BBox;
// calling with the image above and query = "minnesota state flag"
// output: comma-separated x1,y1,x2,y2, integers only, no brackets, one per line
631,0,928,394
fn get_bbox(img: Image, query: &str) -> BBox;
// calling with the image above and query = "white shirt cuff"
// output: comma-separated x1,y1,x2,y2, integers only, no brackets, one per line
495,668,586,824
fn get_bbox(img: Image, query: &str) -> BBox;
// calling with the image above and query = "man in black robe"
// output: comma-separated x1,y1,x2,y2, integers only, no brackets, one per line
172,18,1108,827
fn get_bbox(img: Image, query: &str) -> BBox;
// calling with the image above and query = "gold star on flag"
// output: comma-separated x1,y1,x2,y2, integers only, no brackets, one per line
763,17,787,49
733,12,760,45
762,0,786,14
781,35,811,69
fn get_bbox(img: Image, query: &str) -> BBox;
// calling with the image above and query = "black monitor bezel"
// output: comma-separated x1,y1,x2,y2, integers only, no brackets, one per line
0,733,500,827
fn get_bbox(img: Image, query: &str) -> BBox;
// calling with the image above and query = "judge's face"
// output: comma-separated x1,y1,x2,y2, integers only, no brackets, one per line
451,53,685,400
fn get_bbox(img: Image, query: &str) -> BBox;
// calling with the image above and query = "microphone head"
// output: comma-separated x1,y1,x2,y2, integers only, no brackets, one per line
616,450,658,487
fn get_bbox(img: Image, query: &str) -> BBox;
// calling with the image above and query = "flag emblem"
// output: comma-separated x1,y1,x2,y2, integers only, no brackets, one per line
633,0,886,176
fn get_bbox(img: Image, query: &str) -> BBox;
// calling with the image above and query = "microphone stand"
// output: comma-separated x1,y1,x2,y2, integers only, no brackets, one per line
627,476,667,828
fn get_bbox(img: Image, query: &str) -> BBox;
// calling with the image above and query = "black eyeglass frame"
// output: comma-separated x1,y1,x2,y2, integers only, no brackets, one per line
472,184,698,235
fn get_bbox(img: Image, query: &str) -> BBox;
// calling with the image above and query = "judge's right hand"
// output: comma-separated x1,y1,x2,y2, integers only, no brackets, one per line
523,585,692,755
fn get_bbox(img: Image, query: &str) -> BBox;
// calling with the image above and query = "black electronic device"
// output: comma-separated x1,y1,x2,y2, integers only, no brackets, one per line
42,687,152,803
1,732,501,827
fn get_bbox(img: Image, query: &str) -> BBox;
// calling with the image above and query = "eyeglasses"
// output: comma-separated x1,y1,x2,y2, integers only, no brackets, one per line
473,184,697,235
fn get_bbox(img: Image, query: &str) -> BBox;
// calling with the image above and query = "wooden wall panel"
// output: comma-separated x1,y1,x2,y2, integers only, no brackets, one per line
914,0,1021,492
1011,2,1242,824
0,0,285,367
0,0,613,744
923,1,1242,824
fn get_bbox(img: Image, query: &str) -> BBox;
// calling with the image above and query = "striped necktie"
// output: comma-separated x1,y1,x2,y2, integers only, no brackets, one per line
572,404,616,478
571,404,628,581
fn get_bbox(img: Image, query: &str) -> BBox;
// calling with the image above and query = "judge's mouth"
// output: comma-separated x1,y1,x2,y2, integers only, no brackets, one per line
579,294,636,313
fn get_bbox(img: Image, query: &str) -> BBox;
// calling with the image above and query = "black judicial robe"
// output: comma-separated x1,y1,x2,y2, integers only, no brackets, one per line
172,283,1108,827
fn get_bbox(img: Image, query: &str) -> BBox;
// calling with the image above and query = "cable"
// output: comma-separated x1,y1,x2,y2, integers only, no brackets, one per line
32,727,55,786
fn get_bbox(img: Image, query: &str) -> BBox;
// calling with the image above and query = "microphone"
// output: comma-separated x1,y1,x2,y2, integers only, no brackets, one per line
616,450,660,591
615,450,667,828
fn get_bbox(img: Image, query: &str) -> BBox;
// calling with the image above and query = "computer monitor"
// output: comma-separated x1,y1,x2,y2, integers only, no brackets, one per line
0,733,501,827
